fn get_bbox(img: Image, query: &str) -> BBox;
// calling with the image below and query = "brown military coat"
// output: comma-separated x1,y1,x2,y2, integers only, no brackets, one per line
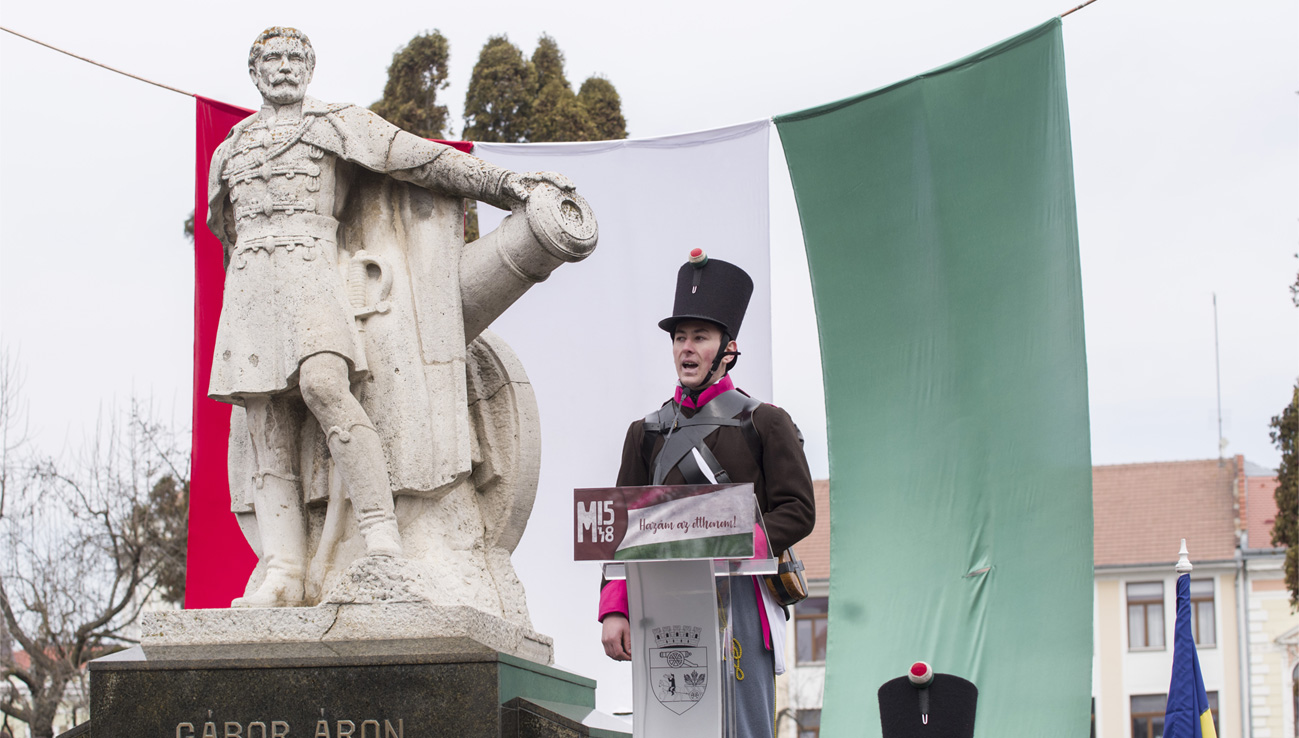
615,393,816,556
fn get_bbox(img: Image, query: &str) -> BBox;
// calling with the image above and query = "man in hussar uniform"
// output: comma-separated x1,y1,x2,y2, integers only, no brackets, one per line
598,250,816,737
209,27,576,607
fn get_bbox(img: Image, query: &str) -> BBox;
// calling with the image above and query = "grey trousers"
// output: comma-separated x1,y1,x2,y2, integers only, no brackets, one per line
729,576,775,738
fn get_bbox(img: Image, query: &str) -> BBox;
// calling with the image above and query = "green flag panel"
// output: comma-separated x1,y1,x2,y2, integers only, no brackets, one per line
775,19,1092,737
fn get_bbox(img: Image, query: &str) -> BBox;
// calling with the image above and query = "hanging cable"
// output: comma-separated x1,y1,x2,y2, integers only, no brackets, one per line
5,5,1102,103
0,25,194,97
1060,0,1101,18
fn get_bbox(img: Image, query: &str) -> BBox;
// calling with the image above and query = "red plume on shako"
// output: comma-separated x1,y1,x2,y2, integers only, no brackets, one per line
688,248,708,293
908,661,934,687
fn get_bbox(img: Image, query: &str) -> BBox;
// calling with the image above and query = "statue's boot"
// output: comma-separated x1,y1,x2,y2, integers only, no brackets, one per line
232,473,307,607
328,423,404,557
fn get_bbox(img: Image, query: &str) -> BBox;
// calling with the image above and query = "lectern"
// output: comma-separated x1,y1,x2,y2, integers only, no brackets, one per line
575,483,777,738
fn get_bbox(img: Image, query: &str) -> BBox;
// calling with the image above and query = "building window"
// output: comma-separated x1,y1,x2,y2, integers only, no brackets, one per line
1130,694,1165,738
1131,693,1217,737
1190,579,1215,647
796,709,820,738
1127,582,1165,650
796,597,828,664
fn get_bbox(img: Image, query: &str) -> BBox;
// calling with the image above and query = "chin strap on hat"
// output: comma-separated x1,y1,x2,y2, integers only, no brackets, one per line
682,333,740,404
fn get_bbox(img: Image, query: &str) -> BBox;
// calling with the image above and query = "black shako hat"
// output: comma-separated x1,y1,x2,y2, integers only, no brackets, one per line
657,249,754,338
877,662,978,738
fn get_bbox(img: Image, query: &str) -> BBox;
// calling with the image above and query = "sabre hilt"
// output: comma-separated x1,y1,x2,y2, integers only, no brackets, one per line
347,250,393,323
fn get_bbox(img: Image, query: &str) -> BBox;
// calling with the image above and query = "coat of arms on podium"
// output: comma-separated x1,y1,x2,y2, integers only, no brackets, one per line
650,625,708,714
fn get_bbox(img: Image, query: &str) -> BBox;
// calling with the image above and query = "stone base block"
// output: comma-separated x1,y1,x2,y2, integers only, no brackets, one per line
501,698,634,738
141,603,553,665
89,642,628,738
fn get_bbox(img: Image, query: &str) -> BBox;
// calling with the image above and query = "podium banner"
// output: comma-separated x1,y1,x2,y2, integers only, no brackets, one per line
574,484,755,561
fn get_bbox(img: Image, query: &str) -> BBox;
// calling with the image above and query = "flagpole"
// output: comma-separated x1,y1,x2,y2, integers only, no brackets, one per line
1165,538,1219,738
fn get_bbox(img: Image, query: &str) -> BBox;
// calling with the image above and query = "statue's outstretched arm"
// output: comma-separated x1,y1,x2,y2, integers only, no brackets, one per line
384,129,575,212
381,129,508,208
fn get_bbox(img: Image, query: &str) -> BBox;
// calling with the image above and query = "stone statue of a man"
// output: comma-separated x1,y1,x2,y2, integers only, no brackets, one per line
207,27,595,617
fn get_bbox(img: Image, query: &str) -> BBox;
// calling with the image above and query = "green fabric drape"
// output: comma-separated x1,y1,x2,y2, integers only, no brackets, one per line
775,19,1093,736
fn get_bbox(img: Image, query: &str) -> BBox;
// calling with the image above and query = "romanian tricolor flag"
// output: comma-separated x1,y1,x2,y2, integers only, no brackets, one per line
1164,572,1218,737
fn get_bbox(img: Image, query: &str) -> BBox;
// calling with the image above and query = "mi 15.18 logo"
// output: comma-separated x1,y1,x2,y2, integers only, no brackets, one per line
576,500,615,543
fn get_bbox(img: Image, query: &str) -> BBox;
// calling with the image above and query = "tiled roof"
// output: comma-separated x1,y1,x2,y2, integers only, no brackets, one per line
807,457,1268,576
1093,458,1239,567
800,479,831,581
1243,472,1281,550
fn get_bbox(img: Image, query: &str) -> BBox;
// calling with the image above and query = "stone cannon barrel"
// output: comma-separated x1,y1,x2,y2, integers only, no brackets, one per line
460,182,598,342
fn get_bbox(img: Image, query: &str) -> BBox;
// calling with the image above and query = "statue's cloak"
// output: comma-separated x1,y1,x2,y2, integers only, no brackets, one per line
209,98,479,501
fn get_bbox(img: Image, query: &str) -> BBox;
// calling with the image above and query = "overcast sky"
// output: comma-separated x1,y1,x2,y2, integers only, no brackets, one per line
1,0,1295,710
2,0,1294,476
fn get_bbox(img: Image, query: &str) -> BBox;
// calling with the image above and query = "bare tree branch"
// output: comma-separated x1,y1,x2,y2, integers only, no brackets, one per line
0,349,189,738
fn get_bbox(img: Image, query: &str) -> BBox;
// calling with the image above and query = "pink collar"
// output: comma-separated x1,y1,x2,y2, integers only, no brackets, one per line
674,375,735,409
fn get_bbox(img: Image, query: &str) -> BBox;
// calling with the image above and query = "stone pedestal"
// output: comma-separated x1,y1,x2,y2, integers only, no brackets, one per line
89,640,629,737
141,601,554,665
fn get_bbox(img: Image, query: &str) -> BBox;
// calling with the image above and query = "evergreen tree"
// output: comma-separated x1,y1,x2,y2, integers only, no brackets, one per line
383,32,629,240
371,31,452,140
1271,249,1298,606
463,34,627,144
462,36,535,143
578,77,628,140
526,34,594,142
531,34,566,92
1271,385,1299,606
529,81,595,143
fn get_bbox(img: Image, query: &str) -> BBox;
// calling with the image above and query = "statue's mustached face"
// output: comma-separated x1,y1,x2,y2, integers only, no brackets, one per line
251,37,311,105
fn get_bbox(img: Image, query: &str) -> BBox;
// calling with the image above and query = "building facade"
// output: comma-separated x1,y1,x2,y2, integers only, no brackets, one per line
1239,462,1291,738
779,457,1292,738
776,479,830,738
1092,456,1293,738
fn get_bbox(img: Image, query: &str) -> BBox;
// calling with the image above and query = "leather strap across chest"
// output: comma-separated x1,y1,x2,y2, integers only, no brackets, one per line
644,389,763,486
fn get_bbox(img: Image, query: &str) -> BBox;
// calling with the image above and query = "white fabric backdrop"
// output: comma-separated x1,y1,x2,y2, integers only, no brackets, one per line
474,121,772,714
